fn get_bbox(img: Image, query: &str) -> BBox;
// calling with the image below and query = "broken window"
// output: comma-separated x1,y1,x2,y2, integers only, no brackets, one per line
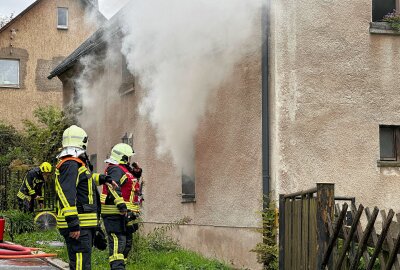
182,146,195,202
379,125,400,161
57,7,68,29
0,59,19,88
372,0,397,21
89,154,97,172
119,56,135,95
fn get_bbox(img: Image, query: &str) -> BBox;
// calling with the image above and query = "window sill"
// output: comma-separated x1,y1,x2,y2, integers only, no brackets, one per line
0,85,20,89
181,194,196,203
57,26,68,30
369,22,400,35
377,160,400,167
119,87,134,96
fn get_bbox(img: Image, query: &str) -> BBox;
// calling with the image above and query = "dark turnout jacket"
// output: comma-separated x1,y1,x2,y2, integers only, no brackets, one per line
17,167,45,201
55,156,109,233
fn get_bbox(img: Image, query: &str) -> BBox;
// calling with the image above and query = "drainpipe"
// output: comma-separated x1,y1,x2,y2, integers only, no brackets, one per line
262,0,270,201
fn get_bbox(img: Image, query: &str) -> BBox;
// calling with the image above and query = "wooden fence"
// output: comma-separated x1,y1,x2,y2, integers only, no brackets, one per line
279,183,400,269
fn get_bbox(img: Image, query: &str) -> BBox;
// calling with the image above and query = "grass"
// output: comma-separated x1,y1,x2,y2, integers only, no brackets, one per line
6,229,233,270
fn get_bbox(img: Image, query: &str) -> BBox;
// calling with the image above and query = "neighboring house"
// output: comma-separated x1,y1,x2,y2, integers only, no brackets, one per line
49,0,400,269
0,0,104,128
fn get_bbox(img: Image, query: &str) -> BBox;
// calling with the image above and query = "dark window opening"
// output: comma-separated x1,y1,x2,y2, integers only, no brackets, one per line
372,0,396,22
89,154,97,172
119,56,135,95
181,147,195,202
379,125,400,161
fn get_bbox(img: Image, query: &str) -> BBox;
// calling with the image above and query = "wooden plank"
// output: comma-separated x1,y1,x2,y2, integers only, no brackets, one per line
382,210,400,270
367,209,394,270
352,203,370,264
293,200,298,270
350,207,379,270
296,199,302,270
336,204,364,270
279,195,286,270
386,213,400,270
284,199,290,269
316,183,335,270
322,202,348,268
301,196,309,269
309,198,317,270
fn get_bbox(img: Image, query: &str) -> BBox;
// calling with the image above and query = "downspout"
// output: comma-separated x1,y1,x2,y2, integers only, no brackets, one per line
262,0,270,200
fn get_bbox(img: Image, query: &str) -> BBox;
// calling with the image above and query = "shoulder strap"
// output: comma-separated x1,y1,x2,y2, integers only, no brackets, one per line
117,164,130,174
56,157,86,169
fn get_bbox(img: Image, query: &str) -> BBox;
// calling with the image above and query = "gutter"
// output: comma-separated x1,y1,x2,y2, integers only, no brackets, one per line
262,0,270,201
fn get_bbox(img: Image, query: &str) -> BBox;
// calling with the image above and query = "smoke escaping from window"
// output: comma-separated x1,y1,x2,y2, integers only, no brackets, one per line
119,0,262,175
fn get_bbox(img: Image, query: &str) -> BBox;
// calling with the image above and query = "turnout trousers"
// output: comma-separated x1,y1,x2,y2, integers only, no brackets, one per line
103,215,126,270
61,228,94,270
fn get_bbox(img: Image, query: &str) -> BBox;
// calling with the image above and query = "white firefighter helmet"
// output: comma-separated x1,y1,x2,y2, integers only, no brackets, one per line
62,125,88,149
110,143,134,164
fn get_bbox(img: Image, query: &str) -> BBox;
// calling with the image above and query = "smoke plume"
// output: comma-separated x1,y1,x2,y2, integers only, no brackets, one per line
119,0,262,174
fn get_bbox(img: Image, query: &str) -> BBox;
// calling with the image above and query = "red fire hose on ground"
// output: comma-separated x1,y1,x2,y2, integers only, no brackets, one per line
0,216,57,259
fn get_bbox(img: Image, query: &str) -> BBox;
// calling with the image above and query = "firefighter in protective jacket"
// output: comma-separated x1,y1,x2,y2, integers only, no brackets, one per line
55,125,117,270
101,143,140,269
17,162,52,213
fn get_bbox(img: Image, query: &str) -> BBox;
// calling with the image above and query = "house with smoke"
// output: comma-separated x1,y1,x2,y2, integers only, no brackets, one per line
0,0,104,128
49,0,400,269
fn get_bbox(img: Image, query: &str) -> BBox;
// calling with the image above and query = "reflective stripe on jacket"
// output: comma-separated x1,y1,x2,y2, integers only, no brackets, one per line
17,167,44,200
55,156,106,231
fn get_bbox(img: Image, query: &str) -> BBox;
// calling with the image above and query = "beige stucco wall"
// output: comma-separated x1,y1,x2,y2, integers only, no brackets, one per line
0,0,99,128
59,32,263,268
271,0,400,211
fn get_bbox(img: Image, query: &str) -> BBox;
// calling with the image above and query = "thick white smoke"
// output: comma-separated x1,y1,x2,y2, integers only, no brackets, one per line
119,0,262,175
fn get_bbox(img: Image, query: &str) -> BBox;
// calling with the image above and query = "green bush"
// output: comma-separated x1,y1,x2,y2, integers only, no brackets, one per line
0,122,23,167
0,210,35,238
251,198,278,270
23,106,74,164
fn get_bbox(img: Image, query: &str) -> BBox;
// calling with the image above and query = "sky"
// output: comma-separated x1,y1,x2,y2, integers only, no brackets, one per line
0,0,130,19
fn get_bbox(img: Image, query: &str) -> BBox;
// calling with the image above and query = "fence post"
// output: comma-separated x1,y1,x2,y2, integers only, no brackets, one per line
279,194,285,269
316,183,335,269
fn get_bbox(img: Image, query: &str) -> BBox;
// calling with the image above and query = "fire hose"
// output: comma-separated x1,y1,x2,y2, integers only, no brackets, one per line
0,243,57,259
0,217,57,259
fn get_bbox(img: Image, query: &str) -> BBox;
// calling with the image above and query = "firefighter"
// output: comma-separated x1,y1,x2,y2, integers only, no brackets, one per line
17,162,52,213
101,143,140,269
55,125,117,270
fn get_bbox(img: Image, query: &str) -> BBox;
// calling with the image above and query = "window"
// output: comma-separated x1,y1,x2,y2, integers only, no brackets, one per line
372,0,397,22
89,154,97,172
379,125,400,162
57,7,68,29
119,56,135,95
0,59,19,88
181,146,195,202
182,172,195,202
121,132,134,149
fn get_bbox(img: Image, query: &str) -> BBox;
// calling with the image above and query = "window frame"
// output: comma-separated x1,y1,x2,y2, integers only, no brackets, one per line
0,59,20,88
57,7,69,29
372,0,398,22
378,125,400,166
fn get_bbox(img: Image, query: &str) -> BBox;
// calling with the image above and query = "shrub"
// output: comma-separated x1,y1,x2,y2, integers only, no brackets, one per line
251,198,278,270
143,217,192,252
0,210,35,239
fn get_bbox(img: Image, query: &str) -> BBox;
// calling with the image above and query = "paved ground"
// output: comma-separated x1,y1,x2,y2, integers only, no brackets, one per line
0,258,58,269
0,242,68,270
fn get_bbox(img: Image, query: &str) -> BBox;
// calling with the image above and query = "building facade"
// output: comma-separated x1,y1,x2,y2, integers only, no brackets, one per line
271,0,400,211
0,0,102,128
50,12,263,269
49,0,400,269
